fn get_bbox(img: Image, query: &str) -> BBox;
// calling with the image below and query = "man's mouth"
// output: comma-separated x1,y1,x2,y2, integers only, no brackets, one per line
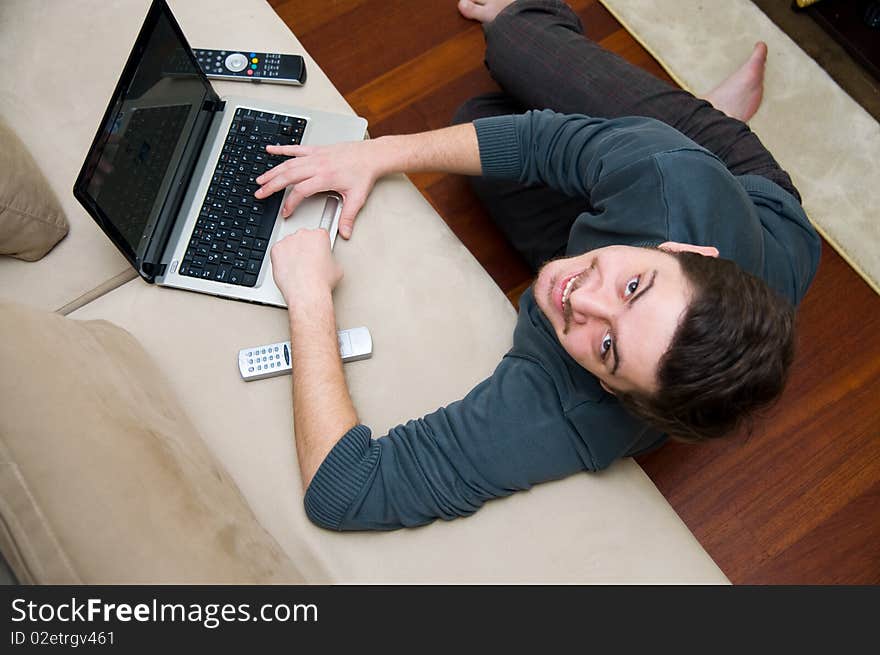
554,271,583,314
562,274,579,308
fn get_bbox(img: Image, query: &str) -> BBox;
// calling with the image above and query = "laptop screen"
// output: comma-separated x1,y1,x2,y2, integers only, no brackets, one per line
74,0,217,270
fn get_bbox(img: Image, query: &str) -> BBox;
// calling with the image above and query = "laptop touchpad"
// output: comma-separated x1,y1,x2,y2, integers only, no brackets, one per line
275,193,336,237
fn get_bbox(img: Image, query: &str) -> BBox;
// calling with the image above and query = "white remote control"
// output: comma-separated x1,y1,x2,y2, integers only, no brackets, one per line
238,327,372,381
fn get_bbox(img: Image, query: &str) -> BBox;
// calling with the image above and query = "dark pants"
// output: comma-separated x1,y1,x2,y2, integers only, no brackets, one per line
453,0,800,271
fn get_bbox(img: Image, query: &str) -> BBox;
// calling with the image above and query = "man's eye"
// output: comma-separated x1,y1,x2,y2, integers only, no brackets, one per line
600,333,613,360
624,276,640,297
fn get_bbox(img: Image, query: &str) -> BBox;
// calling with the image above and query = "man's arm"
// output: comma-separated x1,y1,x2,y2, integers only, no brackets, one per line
474,110,709,199
305,355,594,531
270,228,356,488
256,123,481,239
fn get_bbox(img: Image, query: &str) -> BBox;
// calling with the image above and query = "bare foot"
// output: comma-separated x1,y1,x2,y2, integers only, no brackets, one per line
704,42,768,122
457,0,516,24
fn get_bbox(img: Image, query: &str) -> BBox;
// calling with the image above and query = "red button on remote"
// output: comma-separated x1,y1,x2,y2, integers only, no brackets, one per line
247,69,253,76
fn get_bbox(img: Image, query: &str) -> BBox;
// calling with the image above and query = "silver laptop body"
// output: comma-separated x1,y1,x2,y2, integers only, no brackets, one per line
156,96,366,307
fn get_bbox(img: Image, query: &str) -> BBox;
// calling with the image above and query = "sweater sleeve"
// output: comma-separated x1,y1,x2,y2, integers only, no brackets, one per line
303,357,592,531
474,110,704,201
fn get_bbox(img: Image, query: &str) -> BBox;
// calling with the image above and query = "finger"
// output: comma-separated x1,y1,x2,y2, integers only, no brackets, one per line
281,178,324,218
337,192,365,240
255,162,316,199
255,155,302,189
265,144,313,158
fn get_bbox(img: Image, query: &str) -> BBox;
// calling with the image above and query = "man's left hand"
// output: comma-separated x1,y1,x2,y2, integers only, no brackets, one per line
270,229,343,307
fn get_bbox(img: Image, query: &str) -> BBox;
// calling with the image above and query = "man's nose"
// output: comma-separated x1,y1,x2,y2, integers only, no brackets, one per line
568,286,617,323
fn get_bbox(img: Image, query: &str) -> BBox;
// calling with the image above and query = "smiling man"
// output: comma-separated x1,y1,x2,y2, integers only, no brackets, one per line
258,0,820,530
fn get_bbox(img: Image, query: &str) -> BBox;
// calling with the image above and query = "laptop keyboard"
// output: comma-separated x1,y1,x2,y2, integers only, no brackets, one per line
178,107,307,286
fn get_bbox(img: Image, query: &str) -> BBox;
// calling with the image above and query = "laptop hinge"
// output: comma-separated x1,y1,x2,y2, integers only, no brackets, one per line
203,98,226,113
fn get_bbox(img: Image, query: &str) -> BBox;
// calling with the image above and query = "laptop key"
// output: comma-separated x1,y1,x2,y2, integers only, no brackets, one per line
215,265,232,282
243,273,258,287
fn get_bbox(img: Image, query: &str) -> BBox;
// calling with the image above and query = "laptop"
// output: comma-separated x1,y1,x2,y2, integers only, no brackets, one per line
73,0,367,307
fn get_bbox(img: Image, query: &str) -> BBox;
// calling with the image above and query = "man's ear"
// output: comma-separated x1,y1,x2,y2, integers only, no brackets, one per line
659,241,719,258
599,380,616,396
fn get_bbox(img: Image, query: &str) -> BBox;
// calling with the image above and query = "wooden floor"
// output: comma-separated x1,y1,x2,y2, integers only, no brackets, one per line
271,0,880,584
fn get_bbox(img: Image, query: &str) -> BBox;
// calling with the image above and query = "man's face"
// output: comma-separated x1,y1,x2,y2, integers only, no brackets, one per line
534,245,693,395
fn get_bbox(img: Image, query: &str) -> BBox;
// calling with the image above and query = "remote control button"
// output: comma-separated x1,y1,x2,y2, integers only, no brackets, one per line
247,69,253,76
225,53,249,72
251,57,259,64
250,52,256,58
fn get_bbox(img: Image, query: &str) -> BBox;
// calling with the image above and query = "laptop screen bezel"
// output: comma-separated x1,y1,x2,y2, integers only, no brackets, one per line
73,0,221,282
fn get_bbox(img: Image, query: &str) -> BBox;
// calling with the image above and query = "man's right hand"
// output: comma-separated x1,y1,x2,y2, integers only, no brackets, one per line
255,140,381,239
255,123,482,240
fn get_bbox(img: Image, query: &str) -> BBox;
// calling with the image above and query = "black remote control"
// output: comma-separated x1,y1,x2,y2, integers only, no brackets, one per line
192,49,306,86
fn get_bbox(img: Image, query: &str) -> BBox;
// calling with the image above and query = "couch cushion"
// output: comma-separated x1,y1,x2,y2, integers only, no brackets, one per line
0,118,69,261
71,176,729,583
0,301,306,584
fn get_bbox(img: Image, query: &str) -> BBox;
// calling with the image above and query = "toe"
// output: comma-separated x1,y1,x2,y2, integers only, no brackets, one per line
458,0,490,22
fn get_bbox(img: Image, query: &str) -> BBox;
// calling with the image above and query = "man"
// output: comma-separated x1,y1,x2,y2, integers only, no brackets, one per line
256,0,820,530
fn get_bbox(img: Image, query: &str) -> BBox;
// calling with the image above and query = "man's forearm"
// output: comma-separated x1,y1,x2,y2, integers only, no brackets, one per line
288,288,358,489
372,123,482,177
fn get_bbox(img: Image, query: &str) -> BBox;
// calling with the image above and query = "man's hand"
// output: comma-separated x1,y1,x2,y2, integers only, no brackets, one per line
270,229,343,308
255,124,482,241
255,140,381,240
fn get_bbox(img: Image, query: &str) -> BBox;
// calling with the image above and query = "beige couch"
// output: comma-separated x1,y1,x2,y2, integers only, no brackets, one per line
0,0,729,584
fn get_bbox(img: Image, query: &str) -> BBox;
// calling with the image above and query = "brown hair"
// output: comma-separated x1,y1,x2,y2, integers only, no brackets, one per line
615,251,796,442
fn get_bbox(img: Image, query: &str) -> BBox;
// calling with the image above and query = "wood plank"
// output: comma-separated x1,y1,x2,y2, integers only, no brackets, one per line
743,480,880,584
270,0,369,35
293,2,473,95
370,65,501,136
346,27,488,126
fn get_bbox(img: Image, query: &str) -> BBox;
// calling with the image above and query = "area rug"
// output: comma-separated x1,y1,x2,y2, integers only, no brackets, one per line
600,0,880,295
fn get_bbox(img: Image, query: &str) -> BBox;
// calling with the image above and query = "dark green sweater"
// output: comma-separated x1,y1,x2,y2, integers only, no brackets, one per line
304,111,820,531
